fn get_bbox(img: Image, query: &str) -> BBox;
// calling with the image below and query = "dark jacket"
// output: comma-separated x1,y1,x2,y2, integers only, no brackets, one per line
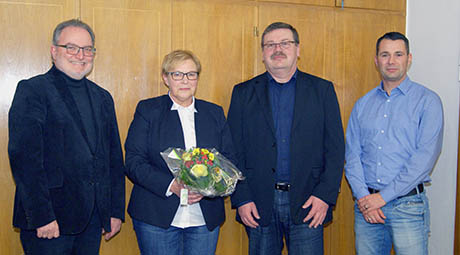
227,71,345,226
8,66,125,234
124,95,235,231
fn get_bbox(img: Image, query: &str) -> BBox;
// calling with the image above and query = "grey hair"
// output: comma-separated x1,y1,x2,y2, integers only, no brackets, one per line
52,19,95,45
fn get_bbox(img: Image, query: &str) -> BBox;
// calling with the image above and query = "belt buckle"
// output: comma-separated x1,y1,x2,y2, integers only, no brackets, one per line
275,182,290,191
368,187,379,194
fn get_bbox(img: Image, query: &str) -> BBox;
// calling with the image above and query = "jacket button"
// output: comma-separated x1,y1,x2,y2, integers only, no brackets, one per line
272,168,275,172
272,142,276,147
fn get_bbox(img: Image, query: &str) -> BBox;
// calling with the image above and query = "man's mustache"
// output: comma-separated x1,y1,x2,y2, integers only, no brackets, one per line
271,52,286,59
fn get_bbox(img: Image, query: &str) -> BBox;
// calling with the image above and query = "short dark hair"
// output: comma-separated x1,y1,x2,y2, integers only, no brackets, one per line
261,22,299,48
376,32,409,55
52,19,95,46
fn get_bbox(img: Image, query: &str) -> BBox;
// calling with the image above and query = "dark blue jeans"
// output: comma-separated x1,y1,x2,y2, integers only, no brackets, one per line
20,207,102,255
132,219,219,255
246,190,324,255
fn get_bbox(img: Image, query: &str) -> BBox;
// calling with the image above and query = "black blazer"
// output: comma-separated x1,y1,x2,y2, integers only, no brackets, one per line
8,66,125,234
227,71,345,226
124,95,235,231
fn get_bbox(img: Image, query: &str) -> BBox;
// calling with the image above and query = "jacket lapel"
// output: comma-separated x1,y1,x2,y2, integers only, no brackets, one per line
291,72,312,134
194,100,216,148
254,74,276,136
159,96,186,149
194,101,205,148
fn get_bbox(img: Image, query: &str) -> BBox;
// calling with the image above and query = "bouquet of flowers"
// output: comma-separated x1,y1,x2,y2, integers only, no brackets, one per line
161,147,244,197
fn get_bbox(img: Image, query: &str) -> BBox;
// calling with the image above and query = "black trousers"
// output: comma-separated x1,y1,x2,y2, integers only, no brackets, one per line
20,207,102,255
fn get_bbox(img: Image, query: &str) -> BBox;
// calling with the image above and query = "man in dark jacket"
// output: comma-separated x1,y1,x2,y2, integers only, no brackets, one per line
8,19,125,254
227,22,345,255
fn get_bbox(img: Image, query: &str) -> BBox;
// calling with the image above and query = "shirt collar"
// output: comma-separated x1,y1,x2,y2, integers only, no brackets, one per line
169,92,197,113
267,69,298,86
378,76,411,96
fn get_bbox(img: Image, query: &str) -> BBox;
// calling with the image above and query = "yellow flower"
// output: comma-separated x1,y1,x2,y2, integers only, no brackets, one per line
190,164,208,177
208,153,214,161
182,152,192,161
212,168,222,182
192,148,200,156
201,148,209,155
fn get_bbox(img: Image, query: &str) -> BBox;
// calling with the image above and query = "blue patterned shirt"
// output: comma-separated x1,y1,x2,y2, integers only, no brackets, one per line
345,76,443,203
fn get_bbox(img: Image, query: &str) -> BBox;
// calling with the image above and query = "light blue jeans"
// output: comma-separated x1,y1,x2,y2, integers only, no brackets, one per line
354,192,430,255
132,219,219,255
246,190,324,255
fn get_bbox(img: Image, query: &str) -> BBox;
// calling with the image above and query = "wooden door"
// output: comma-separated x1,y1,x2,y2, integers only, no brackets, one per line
171,1,257,254
0,1,407,254
335,8,405,133
258,0,334,7
334,7,405,254
0,1,77,254
335,0,406,12
80,0,172,254
172,0,257,112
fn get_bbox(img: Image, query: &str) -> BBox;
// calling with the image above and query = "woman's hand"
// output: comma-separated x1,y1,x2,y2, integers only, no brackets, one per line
170,179,184,197
187,191,203,204
170,179,203,204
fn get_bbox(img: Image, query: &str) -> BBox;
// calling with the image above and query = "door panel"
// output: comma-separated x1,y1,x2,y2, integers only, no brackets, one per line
259,0,334,7
172,0,257,113
80,1,172,254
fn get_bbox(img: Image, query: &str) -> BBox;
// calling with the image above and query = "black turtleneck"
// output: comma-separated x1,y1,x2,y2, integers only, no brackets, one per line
56,67,97,152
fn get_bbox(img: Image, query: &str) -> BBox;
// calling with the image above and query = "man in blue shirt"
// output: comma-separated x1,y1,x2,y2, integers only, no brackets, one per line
345,32,443,255
228,22,345,255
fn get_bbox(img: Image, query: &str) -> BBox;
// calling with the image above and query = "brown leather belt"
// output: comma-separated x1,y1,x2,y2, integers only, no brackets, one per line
275,182,290,191
368,183,424,199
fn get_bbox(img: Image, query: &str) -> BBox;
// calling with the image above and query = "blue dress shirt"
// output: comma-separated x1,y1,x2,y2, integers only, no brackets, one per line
345,76,443,203
268,71,297,182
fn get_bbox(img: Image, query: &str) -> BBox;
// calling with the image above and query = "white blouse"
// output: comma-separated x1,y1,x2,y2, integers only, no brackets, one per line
167,94,206,228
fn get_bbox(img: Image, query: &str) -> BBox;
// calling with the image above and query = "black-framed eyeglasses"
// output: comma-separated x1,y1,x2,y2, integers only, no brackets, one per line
55,44,96,57
167,71,199,81
263,41,297,50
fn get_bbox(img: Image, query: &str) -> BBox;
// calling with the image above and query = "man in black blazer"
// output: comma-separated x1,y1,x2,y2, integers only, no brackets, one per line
8,19,125,254
227,22,345,255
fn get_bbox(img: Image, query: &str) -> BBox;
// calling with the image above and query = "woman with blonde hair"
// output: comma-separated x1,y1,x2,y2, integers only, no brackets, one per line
125,50,235,255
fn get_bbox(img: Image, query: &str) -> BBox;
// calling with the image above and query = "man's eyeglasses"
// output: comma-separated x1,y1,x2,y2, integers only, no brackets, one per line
167,71,199,81
263,41,297,50
55,44,96,57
